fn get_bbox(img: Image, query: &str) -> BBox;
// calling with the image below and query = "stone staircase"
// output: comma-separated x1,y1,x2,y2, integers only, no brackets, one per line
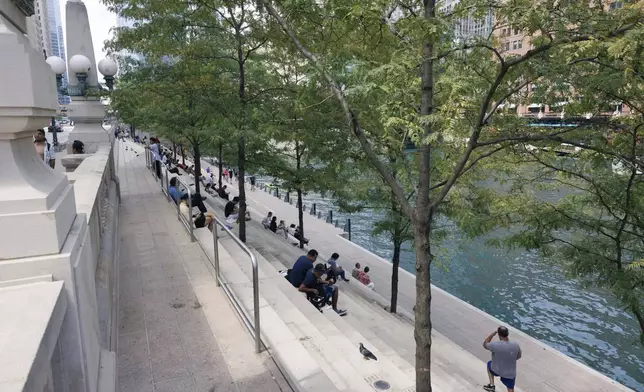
255,245,492,392
176,178,495,392
163,157,634,392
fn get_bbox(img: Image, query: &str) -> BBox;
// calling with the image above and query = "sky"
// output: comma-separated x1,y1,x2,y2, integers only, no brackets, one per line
60,0,116,65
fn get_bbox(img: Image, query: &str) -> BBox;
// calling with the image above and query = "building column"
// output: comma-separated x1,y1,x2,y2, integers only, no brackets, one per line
64,0,110,155
0,11,95,392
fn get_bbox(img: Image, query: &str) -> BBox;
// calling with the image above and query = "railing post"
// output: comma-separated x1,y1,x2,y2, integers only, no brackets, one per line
213,223,220,287
318,211,322,219
335,219,339,227
313,203,316,216
327,210,333,224
347,218,351,241
164,169,170,201
252,256,261,354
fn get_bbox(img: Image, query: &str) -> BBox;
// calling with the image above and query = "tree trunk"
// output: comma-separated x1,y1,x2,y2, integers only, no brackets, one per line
391,237,401,314
238,135,247,242
172,141,176,161
297,188,304,249
295,140,304,248
130,124,136,138
235,22,247,243
218,140,223,188
181,144,186,165
413,221,432,392
193,141,201,195
414,0,436,389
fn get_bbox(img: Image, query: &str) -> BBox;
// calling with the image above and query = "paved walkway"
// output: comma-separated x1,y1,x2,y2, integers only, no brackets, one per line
116,141,290,392
190,159,632,392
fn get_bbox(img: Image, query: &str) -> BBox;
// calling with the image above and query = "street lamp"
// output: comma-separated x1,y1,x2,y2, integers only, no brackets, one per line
45,55,67,147
98,58,118,90
68,55,92,95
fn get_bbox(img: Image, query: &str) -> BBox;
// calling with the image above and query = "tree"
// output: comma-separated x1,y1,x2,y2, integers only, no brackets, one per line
257,0,643,389
260,53,348,248
467,20,644,345
334,154,415,313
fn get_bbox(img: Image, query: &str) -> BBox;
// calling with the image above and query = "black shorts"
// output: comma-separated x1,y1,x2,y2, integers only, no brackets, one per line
194,213,206,228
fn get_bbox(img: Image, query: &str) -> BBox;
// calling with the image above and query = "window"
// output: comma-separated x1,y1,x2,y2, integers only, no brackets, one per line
610,2,623,9
517,40,523,49
513,28,519,35
512,41,518,50
505,42,510,51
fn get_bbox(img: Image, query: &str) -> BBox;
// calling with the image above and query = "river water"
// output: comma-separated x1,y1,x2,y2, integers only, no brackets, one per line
281,190,644,391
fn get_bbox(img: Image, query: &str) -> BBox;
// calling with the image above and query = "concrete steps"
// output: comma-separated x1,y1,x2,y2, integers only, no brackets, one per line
192,229,339,392
219,237,415,392
256,245,495,392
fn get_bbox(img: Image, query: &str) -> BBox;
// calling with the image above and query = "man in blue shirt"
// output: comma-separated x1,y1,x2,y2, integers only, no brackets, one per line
299,263,347,316
168,177,207,213
289,249,318,288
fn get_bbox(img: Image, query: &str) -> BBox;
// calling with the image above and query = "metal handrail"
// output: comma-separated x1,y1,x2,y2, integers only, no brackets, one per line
157,146,261,353
160,165,170,200
144,146,150,168
211,216,261,353
174,176,195,242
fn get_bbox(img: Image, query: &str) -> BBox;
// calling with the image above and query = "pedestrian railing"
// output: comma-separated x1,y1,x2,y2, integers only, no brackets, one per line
152,148,262,354
175,176,195,242
160,166,170,201
210,218,261,353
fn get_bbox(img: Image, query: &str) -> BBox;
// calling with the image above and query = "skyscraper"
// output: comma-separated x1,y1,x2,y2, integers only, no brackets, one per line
25,0,51,58
47,0,70,105
116,15,144,72
440,0,494,42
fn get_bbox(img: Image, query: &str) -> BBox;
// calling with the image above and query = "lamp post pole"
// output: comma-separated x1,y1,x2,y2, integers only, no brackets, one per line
51,116,58,147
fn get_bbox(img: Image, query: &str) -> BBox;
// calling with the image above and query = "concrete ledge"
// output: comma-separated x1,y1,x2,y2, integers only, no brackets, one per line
0,274,52,288
61,154,93,172
0,281,67,392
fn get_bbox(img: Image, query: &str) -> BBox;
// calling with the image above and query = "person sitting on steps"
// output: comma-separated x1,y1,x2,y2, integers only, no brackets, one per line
357,266,375,290
327,253,350,282
262,212,273,229
269,216,278,233
298,263,347,316
352,262,361,280
224,196,251,226
275,220,288,239
179,194,215,229
217,185,230,200
168,177,208,213
294,225,309,245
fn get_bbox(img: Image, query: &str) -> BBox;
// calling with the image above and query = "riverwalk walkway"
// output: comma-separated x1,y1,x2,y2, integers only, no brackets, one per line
190,160,631,392
115,143,290,392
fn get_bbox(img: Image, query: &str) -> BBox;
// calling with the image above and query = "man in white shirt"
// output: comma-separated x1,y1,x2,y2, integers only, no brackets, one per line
202,173,214,190
261,212,273,229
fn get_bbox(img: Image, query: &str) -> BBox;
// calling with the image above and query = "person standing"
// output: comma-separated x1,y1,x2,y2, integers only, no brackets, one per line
483,326,521,392
149,137,162,179
34,129,55,169
250,175,256,191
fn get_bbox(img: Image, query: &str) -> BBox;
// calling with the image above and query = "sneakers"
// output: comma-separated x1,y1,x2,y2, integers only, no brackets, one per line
483,384,495,391
334,309,347,317
343,278,350,282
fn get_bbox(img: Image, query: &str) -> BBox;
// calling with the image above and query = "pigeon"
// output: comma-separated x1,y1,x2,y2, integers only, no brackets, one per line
359,343,377,361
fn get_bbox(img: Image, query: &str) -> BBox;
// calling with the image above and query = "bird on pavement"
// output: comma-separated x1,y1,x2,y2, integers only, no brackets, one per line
359,343,377,361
